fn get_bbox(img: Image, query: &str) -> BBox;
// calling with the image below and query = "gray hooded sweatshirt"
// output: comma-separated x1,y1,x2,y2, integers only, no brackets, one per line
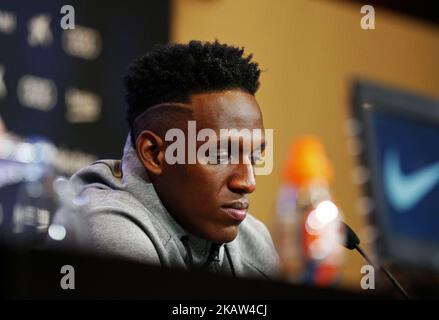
60,136,279,280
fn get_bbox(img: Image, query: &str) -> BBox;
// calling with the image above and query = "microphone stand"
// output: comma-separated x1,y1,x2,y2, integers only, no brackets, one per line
340,221,411,299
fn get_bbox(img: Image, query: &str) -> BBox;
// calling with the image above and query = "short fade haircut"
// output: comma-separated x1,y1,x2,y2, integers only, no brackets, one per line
124,40,261,143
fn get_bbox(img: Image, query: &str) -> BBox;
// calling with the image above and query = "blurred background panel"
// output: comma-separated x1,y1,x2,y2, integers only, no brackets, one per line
171,0,439,288
0,0,169,161
0,0,169,256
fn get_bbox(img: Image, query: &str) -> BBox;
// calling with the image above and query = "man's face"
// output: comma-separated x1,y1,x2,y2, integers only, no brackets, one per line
155,89,265,243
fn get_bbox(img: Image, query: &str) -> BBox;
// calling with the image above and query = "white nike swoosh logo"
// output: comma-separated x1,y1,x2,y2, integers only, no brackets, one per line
384,148,439,212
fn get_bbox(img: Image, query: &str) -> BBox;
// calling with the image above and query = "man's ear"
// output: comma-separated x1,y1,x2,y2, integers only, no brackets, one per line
136,130,166,175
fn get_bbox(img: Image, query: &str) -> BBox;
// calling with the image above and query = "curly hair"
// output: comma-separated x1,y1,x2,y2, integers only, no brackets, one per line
124,40,261,138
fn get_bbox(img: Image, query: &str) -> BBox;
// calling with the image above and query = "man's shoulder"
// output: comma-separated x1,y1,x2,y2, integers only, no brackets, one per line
229,214,280,279
62,160,162,264
69,159,143,212
239,214,273,244
71,159,123,191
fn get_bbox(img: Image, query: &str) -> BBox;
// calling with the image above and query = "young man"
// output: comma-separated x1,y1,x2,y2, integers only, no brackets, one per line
65,40,279,279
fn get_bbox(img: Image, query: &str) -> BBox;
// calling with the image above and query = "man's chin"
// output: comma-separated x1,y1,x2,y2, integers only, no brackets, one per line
205,225,240,244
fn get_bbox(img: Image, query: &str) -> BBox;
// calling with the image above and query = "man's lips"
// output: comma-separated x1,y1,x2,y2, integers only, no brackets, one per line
221,200,249,222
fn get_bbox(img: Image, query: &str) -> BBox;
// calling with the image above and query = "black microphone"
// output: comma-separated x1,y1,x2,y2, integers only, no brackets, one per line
339,221,411,300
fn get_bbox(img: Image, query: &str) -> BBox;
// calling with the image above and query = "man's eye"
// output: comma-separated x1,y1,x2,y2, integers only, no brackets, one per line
251,152,263,165
207,151,230,165
216,152,230,164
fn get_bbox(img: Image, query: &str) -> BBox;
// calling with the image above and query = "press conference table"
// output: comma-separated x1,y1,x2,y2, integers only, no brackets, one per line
1,244,388,300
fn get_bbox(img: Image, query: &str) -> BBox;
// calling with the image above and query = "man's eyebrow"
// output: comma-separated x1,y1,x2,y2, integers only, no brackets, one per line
214,138,266,150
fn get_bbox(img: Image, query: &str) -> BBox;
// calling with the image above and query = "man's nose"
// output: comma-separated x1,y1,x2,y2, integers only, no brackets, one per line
228,163,256,194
